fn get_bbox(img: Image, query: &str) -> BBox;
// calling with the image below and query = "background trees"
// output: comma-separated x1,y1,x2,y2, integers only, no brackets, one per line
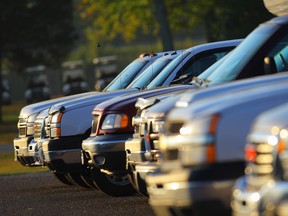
0,0,275,108
76,0,274,54
0,0,76,122
0,0,76,71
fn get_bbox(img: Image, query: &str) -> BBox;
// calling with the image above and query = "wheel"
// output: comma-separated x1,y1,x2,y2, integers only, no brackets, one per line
80,173,99,190
67,173,93,189
91,168,136,197
17,156,28,166
53,172,74,185
127,165,148,196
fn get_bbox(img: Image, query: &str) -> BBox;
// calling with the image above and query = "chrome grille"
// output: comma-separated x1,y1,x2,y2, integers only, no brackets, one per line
19,118,27,123
18,118,27,137
167,122,184,134
139,122,146,136
164,149,179,161
45,116,52,137
19,128,26,136
251,142,274,176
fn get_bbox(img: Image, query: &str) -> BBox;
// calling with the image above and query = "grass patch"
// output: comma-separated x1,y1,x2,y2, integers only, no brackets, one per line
0,103,22,145
0,152,49,175
0,103,49,175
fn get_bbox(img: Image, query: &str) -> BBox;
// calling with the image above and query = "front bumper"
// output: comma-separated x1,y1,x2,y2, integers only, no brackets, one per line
146,168,236,216
13,136,34,165
231,175,274,216
82,133,132,173
125,136,146,167
27,138,48,166
42,136,83,173
132,161,159,195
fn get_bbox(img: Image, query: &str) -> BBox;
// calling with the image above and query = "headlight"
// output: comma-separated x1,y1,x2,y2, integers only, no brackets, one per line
27,113,38,136
51,112,63,123
50,112,63,137
178,114,220,166
179,115,219,136
101,114,128,129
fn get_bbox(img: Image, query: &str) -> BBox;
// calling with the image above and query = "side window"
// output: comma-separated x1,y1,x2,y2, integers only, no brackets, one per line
266,43,288,74
262,33,288,75
172,48,232,83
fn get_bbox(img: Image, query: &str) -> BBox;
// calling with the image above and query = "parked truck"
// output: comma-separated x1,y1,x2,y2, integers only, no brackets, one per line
126,73,288,196
146,81,288,216
80,40,239,196
33,51,182,188
14,53,163,171
231,102,288,216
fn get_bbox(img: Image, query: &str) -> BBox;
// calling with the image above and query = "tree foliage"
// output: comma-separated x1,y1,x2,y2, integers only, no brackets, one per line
0,0,77,71
76,0,205,51
203,0,274,41
76,0,274,52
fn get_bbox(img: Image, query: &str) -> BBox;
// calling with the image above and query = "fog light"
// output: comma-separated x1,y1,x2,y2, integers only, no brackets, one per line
94,155,105,165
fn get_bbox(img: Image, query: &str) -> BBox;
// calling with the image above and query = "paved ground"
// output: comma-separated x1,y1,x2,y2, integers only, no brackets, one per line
0,172,155,216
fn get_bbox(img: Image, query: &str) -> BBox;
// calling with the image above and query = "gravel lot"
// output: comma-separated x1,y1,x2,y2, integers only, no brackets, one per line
0,172,155,216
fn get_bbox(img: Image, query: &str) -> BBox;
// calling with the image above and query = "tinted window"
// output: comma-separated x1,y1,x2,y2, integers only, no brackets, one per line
104,60,148,91
146,52,190,88
206,24,283,85
147,48,232,88
128,58,175,89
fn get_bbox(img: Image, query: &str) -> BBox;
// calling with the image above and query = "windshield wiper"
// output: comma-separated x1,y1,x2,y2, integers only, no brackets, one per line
170,74,194,85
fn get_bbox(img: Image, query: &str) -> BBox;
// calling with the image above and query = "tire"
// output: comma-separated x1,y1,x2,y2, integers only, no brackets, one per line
90,168,136,197
67,173,93,189
53,172,74,185
80,173,99,190
127,165,148,196
17,156,28,167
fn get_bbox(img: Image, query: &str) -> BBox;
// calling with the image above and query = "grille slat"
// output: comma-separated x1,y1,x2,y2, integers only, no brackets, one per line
250,142,275,176
167,122,184,134
18,118,27,136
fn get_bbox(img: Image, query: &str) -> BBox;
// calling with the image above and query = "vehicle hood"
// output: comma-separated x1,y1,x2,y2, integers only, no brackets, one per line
48,88,139,114
168,81,288,121
142,94,186,118
251,102,288,131
19,91,98,118
92,85,196,113
175,72,288,108
141,72,288,119
36,108,49,119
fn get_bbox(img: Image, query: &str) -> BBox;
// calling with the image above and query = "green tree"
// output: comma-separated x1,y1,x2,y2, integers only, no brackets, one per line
76,0,205,52
0,0,77,122
76,0,273,53
204,0,274,41
0,0,76,69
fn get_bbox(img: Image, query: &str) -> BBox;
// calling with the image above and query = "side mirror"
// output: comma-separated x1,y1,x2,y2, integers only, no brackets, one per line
264,57,277,74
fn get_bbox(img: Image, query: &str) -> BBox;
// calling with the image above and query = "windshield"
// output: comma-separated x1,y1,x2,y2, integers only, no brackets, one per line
104,60,148,91
127,57,176,89
146,52,190,89
206,24,279,85
198,54,229,80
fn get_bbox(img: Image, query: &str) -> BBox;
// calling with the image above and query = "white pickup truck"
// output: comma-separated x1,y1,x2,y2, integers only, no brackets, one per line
146,80,288,216
13,53,162,169
31,51,182,187
231,101,288,216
